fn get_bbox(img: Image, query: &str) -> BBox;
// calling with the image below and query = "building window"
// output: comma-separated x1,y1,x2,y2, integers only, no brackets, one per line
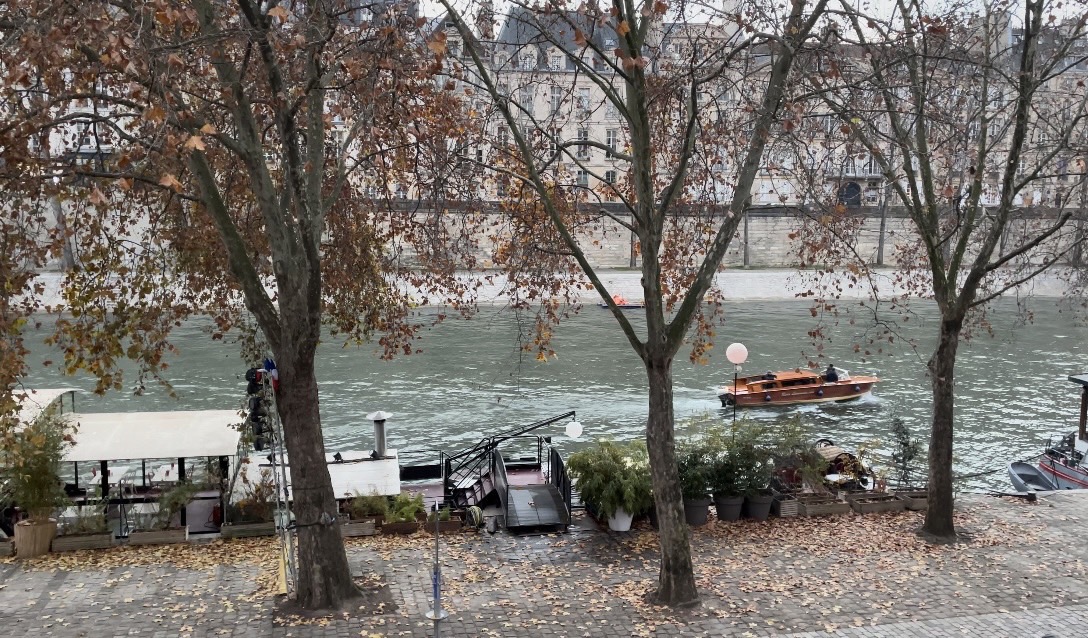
577,169,589,187
497,126,508,145
550,86,563,115
520,87,534,118
578,88,591,115
576,128,590,159
605,170,617,184
606,102,619,120
521,54,535,70
550,55,562,70
606,129,618,158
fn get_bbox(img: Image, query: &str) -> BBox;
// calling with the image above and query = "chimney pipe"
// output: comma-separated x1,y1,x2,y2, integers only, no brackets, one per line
366,410,392,459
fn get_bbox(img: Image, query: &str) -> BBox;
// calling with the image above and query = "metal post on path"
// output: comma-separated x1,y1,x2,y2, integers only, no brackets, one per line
425,500,448,636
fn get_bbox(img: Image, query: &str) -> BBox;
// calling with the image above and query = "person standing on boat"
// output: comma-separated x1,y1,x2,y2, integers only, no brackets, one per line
762,371,777,380
825,364,839,383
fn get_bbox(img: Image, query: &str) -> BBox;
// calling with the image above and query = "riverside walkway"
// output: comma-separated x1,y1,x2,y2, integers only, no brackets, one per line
1,491,1086,637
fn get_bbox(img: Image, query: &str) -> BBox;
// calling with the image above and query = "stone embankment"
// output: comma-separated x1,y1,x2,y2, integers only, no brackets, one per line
27,267,1074,308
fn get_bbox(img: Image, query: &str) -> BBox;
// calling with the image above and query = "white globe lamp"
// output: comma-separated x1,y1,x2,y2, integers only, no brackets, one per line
726,343,748,365
725,342,748,425
564,420,583,439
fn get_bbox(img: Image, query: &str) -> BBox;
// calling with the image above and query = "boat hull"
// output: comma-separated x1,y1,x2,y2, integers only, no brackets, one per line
1038,456,1088,489
718,380,877,408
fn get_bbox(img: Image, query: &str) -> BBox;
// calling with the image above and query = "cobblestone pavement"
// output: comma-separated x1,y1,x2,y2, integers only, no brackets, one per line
2,491,1086,637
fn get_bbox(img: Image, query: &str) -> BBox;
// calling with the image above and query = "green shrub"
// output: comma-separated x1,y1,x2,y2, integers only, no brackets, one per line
347,492,389,520
390,492,425,523
567,439,652,518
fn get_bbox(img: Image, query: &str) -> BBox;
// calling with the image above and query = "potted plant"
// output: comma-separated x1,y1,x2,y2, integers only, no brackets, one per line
0,413,74,558
738,440,775,521
53,494,113,552
382,492,424,535
341,491,387,537
567,440,652,532
677,441,713,526
221,467,276,538
425,505,463,534
765,417,826,517
888,418,928,510
128,482,196,545
703,430,745,522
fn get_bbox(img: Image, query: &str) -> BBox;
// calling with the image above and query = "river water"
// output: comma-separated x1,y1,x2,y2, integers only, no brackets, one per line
20,298,1088,491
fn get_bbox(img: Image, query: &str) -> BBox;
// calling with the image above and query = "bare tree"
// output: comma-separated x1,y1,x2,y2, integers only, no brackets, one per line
799,0,1088,536
434,0,829,605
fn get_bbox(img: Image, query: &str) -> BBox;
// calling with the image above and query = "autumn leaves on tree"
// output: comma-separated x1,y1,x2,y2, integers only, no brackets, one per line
3,0,1088,613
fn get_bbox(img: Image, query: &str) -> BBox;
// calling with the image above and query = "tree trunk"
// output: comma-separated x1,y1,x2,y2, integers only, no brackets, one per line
644,351,699,607
923,316,962,538
275,345,360,609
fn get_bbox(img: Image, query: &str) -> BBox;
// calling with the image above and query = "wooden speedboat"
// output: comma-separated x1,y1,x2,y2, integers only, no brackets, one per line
717,368,879,407
598,294,644,309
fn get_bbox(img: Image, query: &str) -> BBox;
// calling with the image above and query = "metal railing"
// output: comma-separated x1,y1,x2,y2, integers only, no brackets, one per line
491,447,510,521
442,411,575,499
548,447,572,521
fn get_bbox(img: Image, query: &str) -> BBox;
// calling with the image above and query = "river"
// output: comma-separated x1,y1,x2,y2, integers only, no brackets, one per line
19,298,1088,491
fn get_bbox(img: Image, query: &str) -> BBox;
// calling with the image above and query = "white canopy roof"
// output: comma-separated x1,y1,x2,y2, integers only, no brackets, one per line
233,450,401,500
14,388,77,425
64,410,243,462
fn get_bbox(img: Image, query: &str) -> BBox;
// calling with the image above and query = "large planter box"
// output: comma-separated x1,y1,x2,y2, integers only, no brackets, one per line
52,533,114,552
220,522,276,539
847,492,906,514
424,518,463,534
771,493,798,518
14,519,57,558
893,490,929,511
0,539,12,557
797,495,851,517
381,521,421,536
128,528,188,546
340,520,377,537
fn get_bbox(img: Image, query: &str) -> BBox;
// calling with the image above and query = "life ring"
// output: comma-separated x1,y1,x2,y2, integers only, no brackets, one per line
853,385,861,392
764,393,771,401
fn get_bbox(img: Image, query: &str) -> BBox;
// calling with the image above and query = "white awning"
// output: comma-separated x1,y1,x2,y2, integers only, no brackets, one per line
14,388,78,425
232,450,401,500
64,410,243,462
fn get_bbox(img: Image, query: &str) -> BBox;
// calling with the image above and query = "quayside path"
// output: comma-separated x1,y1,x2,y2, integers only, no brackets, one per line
1,492,1086,637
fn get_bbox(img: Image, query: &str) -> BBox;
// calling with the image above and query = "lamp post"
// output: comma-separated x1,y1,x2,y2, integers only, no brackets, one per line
725,343,748,427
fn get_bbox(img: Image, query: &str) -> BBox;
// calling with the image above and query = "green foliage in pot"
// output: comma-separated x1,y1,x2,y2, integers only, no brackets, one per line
231,467,276,523
61,491,109,535
390,492,425,523
347,491,389,520
0,413,74,522
151,482,199,530
427,505,453,523
567,439,652,519
677,441,713,502
764,416,827,492
890,417,924,489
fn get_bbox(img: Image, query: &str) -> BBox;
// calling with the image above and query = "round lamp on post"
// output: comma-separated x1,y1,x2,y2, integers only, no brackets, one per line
565,420,583,439
725,343,748,426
